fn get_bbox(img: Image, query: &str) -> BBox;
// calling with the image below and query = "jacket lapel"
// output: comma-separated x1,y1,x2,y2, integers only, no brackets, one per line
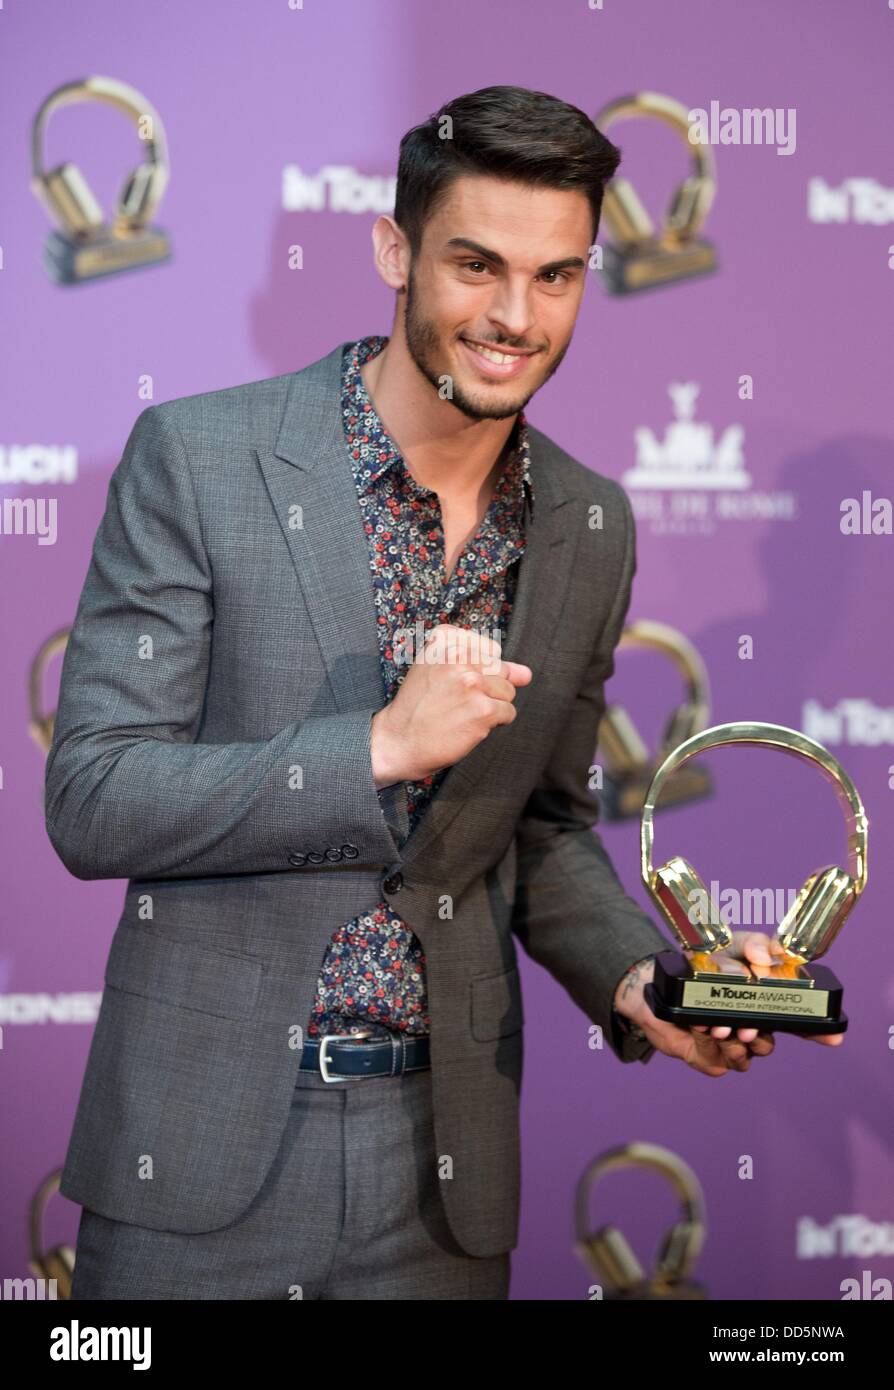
257,343,386,717
257,341,579,865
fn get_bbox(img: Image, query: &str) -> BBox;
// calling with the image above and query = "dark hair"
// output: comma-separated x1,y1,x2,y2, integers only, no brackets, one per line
394,85,621,257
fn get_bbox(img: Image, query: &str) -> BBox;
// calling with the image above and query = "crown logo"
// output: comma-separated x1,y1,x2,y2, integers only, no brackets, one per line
623,383,750,489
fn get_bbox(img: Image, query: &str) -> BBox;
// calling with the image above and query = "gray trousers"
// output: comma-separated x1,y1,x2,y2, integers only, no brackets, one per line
69,1062,512,1300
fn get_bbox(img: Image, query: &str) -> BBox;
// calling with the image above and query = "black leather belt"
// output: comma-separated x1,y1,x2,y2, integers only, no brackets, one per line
299,1026,431,1082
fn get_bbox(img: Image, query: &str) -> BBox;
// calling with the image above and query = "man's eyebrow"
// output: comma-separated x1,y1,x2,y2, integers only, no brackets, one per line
444,237,586,274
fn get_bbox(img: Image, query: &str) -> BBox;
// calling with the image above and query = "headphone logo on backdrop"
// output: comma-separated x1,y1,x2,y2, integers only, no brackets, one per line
30,76,172,285
592,92,718,296
575,1143,708,1301
26,1171,75,1302
623,382,796,535
29,629,70,755
596,619,713,821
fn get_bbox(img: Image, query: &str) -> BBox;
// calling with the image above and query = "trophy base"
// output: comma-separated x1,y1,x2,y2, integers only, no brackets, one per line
605,1282,708,1301
599,237,717,295
645,949,848,1035
43,227,172,284
600,763,712,821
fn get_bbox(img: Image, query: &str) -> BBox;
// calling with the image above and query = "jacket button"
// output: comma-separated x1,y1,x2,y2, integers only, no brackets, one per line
324,847,343,862
383,872,403,893
341,844,359,860
288,853,306,867
306,850,325,865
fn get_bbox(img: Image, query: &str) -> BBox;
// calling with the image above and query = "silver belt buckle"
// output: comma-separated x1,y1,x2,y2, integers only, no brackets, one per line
318,1026,377,1083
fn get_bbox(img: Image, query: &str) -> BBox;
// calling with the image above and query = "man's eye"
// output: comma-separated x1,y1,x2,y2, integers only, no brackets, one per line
460,262,569,283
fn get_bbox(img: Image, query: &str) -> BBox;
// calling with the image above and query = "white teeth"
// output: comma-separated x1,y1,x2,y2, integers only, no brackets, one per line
466,342,520,365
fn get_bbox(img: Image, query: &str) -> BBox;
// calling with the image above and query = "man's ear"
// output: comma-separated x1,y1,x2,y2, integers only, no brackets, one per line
370,213,410,291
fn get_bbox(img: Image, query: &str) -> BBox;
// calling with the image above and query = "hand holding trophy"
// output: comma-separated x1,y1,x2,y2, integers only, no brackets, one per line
640,722,869,1038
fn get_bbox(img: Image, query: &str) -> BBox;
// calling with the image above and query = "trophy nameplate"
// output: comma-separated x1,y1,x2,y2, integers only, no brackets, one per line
645,949,847,1035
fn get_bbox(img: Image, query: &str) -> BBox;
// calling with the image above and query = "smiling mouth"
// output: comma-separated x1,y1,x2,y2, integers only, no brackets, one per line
460,338,538,363
459,338,540,378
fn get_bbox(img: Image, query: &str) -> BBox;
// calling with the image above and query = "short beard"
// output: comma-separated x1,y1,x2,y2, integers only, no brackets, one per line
402,264,570,421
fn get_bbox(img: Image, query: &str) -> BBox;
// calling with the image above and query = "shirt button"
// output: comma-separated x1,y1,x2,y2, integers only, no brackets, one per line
383,872,403,893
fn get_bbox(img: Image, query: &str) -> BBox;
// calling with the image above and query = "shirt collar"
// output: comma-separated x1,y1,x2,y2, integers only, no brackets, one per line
342,335,535,525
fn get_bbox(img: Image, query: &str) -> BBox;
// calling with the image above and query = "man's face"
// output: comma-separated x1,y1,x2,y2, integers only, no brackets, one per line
402,175,592,421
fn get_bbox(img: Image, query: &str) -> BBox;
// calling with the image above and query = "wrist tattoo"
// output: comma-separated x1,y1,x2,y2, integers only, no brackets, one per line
614,956,654,1042
617,955,652,1005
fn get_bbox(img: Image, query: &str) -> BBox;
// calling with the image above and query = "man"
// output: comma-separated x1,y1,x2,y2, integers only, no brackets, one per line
46,85,838,1302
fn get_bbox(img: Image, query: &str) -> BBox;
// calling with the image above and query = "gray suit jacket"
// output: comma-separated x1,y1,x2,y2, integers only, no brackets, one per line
45,340,669,1259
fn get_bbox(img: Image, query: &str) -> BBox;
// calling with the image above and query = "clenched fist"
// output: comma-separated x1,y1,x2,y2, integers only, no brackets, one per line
370,623,533,786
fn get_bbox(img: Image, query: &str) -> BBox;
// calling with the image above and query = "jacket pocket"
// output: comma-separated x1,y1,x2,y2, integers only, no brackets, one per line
103,923,263,1020
470,964,525,1041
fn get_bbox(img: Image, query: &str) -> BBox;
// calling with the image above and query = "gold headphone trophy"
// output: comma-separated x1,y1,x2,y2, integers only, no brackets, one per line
575,1143,707,1301
597,619,712,820
592,92,717,294
641,722,869,1035
30,76,172,284
29,628,70,756
28,1170,75,1300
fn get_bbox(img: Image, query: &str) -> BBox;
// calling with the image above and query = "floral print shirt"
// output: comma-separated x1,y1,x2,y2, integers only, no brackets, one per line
305,335,534,1040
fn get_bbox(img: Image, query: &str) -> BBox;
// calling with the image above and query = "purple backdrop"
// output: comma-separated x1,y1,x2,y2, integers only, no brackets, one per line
2,0,892,1301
